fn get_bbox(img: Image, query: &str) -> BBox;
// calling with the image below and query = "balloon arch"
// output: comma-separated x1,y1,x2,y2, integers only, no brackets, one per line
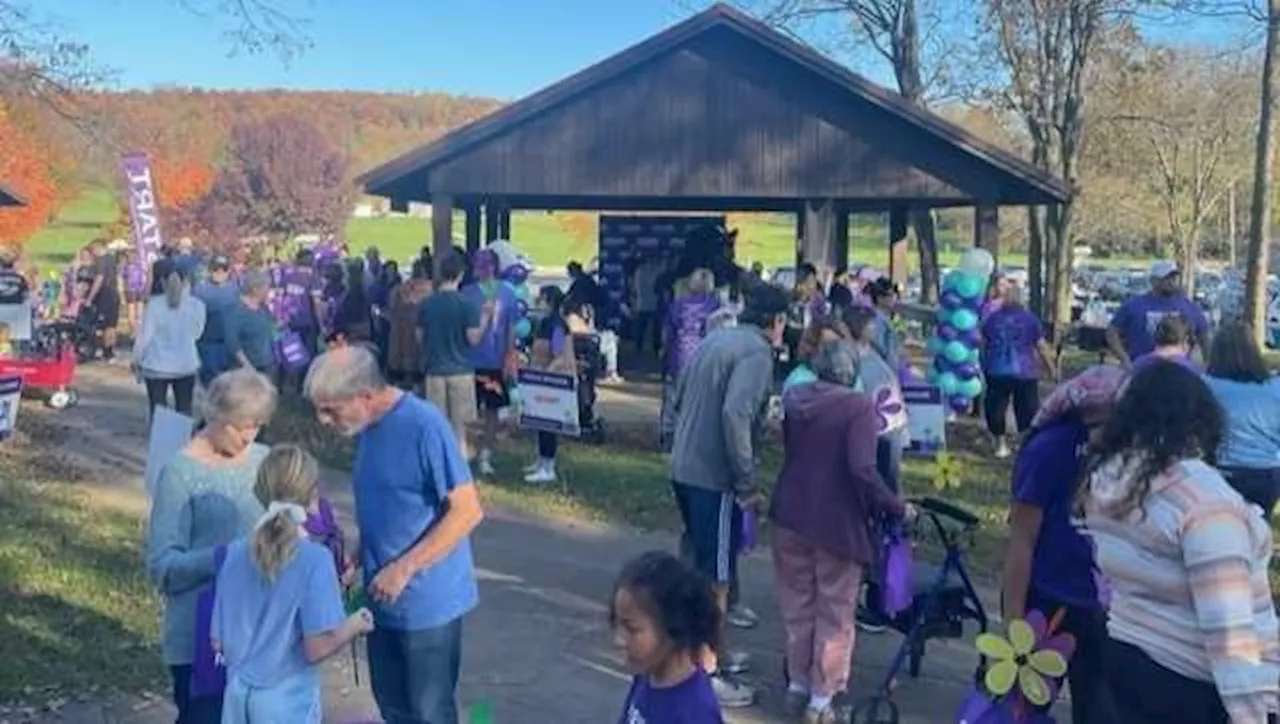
924,248,996,414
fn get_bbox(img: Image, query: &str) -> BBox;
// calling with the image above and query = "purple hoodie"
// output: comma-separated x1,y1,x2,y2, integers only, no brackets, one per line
770,382,904,564
665,292,720,377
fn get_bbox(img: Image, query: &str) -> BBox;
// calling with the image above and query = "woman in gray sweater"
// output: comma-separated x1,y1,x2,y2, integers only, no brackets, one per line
146,368,278,722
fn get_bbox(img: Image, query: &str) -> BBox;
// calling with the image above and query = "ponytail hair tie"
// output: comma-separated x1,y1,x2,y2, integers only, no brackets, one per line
255,501,308,531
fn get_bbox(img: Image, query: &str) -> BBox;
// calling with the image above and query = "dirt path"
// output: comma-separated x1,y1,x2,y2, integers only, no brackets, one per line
12,363,1034,724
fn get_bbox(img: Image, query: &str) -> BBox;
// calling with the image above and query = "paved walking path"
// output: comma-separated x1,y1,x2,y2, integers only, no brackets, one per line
20,363,1012,723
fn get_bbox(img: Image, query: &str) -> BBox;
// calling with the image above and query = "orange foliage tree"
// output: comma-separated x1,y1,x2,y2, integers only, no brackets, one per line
0,106,58,248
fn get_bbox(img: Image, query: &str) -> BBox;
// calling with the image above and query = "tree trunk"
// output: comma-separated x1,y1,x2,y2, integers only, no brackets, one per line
1245,0,1280,343
911,209,940,304
1028,206,1046,318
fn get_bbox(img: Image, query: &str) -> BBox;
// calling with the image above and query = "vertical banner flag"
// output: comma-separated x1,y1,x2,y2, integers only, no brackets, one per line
121,153,164,265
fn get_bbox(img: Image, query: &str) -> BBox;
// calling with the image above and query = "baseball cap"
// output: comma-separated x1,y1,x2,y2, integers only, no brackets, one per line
210,254,231,270
1149,260,1179,279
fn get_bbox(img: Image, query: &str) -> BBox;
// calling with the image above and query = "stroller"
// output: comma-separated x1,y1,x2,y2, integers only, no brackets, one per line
572,332,606,443
851,496,989,723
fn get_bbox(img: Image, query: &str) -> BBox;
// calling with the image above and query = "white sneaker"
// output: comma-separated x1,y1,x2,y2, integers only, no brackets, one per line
477,452,496,477
994,439,1011,459
710,675,755,708
522,458,543,474
524,461,556,484
720,649,752,674
726,604,759,629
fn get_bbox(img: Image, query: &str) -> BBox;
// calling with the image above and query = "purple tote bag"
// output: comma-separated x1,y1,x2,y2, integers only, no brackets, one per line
276,330,312,372
190,545,228,699
880,522,913,617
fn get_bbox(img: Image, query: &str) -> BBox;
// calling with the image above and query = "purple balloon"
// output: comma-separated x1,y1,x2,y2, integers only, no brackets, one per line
937,323,959,341
515,299,529,317
940,290,963,310
949,394,972,414
960,328,982,347
934,356,954,374
504,264,530,285
954,361,980,379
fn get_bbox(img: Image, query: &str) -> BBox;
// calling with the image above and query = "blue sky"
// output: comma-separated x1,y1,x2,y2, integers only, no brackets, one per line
39,0,1248,100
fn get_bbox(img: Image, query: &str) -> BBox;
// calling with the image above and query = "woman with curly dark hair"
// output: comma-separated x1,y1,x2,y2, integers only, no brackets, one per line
1081,360,1279,724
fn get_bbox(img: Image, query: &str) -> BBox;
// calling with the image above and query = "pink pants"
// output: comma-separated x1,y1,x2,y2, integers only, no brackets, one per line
771,525,864,697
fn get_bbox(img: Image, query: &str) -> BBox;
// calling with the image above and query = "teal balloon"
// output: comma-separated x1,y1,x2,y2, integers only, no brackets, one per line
966,348,981,364
943,340,969,364
925,335,944,355
942,270,965,291
955,273,984,300
951,308,979,332
515,318,532,340
514,282,531,302
925,366,940,384
508,386,523,407
936,371,959,396
958,376,984,398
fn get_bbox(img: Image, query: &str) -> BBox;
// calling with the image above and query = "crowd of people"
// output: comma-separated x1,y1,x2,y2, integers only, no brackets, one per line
98,227,1280,724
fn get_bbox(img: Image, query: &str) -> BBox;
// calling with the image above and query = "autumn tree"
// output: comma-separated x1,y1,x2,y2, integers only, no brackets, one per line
982,0,1116,327
195,114,353,247
1095,45,1253,292
746,0,957,302
0,105,56,247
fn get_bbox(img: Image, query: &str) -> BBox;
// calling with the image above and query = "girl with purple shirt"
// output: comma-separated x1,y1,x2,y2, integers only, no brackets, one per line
612,551,724,724
659,269,720,441
122,248,148,332
1001,365,1125,724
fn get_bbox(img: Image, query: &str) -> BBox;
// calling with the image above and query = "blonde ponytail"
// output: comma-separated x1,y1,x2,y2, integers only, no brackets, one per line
251,444,320,580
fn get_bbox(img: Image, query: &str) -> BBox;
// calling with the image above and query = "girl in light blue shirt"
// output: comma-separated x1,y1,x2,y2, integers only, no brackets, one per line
1202,323,1280,516
213,445,373,723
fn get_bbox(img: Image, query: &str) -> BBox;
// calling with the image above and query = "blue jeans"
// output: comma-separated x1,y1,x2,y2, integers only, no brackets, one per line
221,668,321,723
367,619,463,724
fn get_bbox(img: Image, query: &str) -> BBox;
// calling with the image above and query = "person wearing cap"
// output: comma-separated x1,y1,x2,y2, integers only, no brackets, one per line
1105,260,1209,367
192,255,241,385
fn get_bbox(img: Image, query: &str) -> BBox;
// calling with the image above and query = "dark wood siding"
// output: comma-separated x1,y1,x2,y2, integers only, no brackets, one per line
431,29,992,203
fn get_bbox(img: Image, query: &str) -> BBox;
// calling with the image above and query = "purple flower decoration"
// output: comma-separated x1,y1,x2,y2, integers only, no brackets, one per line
875,386,904,432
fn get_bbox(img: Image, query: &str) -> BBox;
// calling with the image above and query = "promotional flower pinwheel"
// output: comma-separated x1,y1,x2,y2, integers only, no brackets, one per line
956,610,1075,723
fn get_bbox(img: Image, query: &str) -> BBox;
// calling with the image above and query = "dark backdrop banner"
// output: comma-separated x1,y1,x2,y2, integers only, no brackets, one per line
597,214,724,331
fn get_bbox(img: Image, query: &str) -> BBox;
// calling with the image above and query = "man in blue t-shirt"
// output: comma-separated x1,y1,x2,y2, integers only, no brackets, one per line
304,345,483,724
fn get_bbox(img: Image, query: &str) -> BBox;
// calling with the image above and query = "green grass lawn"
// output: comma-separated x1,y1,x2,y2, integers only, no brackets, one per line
0,417,163,705
30,188,1001,272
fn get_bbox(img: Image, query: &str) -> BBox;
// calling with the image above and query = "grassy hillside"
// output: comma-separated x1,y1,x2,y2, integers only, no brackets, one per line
29,188,992,271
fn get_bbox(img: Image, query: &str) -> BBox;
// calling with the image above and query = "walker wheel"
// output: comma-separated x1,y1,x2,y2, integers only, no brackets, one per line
47,390,70,409
66,389,79,407
853,696,899,724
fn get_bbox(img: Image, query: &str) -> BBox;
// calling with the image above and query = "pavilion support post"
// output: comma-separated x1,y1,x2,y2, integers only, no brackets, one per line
497,205,512,240
974,205,1000,262
834,208,850,274
799,199,842,273
483,202,499,243
794,209,806,266
464,204,481,253
431,193,454,259
889,206,909,288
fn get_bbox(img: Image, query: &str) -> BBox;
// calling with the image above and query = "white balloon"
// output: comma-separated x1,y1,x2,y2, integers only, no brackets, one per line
957,247,996,280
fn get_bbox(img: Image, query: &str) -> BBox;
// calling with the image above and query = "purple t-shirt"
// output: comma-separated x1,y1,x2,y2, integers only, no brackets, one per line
1109,292,1208,360
618,668,723,724
665,292,720,377
981,307,1043,379
280,265,319,329
123,261,147,294
460,280,515,369
1011,419,1103,609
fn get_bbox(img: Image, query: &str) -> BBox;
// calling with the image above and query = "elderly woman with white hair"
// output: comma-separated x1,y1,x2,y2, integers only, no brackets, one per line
304,345,483,724
224,269,278,378
146,367,278,723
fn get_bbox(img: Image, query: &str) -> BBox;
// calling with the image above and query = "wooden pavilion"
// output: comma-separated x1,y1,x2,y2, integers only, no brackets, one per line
357,3,1068,282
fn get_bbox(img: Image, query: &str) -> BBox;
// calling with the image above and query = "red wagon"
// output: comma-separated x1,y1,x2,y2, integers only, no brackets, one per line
0,342,79,409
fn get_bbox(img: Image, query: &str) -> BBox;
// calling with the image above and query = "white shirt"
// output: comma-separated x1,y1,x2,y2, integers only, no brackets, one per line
136,293,206,378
